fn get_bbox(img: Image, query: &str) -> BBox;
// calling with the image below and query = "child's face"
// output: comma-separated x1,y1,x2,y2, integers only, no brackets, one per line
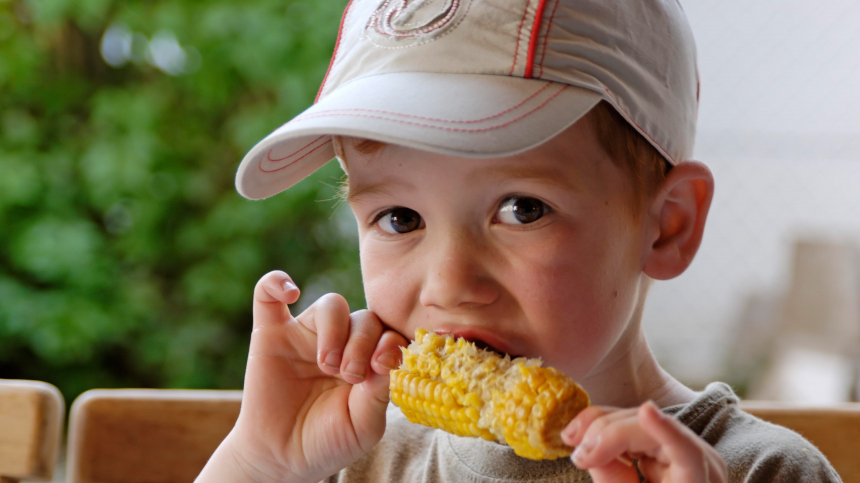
345,119,651,381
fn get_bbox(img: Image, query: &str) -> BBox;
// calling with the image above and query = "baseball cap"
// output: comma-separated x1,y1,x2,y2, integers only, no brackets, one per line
235,0,699,200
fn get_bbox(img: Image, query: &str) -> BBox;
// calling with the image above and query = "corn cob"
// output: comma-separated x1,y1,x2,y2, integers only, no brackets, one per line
390,328,590,460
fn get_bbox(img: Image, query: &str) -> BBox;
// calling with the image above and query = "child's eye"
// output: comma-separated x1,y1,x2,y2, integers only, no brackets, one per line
496,196,548,225
376,207,423,234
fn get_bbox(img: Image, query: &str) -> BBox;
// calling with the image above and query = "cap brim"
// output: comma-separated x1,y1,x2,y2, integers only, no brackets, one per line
236,72,602,200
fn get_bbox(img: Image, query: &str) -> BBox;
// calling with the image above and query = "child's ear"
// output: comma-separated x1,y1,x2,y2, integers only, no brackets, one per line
641,160,714,280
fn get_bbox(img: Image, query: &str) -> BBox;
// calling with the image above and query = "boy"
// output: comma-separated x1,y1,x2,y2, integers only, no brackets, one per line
198,0,840,481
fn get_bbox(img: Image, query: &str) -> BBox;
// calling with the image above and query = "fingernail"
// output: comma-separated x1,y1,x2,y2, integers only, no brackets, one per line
344,360,366,379
646,400,666,419
283,280,298,291
322,351,341,369
616,454,634,467
571,436,598,465
561,420,579,441
377,351,399,371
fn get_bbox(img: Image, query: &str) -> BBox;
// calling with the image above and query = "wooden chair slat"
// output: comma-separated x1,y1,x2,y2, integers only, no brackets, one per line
741,401,860,482
67,389,242,483
0,379,65,482
65,392,860,482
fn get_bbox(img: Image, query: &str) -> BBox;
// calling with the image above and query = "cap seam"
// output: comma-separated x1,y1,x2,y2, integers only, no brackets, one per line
258,137,332,174
329,70,551,95
288,86,568,134
508,1,532,76
265,135,328,161
537,0,562,78
523,0,550,78
296,83,553,125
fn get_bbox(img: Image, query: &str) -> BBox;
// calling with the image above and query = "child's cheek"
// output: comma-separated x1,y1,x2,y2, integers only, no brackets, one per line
511,227,643,377
359,247,420,333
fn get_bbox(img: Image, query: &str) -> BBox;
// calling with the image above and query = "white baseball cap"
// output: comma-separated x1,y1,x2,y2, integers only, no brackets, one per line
236,0,699,200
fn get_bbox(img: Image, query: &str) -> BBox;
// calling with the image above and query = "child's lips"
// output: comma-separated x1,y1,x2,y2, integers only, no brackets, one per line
433,326,522,359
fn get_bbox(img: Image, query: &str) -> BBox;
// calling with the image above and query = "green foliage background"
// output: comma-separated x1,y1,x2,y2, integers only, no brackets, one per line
0,0,361,404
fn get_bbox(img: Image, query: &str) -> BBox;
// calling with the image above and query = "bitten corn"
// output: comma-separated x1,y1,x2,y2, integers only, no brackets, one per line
390,328,590,460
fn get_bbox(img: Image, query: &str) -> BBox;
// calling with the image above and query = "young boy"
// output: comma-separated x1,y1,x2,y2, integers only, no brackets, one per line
198,0,840,481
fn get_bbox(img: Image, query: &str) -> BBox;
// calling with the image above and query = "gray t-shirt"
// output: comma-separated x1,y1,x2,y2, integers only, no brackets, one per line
325,382,841,482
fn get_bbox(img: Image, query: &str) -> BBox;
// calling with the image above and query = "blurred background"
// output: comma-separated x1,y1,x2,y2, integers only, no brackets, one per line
0,0,359,405
645,0,860,403
1,0,859,421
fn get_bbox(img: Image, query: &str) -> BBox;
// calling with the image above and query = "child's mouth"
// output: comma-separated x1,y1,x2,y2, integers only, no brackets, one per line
432,328,523,359
470,338,520,359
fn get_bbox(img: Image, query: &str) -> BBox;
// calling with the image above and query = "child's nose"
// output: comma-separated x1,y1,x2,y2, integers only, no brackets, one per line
418,236,499,310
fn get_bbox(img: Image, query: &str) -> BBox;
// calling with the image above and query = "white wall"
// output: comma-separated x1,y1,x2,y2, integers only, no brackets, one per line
645,0,860,385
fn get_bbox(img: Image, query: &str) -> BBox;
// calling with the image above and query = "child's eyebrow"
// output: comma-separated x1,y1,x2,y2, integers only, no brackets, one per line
347,180,412,205
481,165,580,192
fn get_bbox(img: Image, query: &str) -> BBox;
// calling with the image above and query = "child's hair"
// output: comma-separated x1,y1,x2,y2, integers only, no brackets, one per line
587,101,670,212
342,101,669,213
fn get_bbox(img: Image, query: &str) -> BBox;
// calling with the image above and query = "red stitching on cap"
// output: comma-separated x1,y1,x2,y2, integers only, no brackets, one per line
537,0,560,78
524,0,549,78
509,3,531,76
316,0,355,103
298,84,552,124
602,88,677,164
292,86,567,133
266,135,327,162
259,137,332,174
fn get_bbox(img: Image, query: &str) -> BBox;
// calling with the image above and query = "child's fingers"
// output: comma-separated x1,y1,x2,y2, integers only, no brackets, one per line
348,358,394,453
582,458,641,483
570,412,658,469
637,457,670,482
252,270,301,329
637,455,727,483
296,293,352,376
342,314,406,453
562,405,632,447
370,329,409,374
573,402,727,482
637,401,696,463
638,401,728,482
339,310,385,384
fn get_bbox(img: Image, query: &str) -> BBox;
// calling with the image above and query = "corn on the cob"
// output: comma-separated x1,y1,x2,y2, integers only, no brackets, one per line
390,328,590,460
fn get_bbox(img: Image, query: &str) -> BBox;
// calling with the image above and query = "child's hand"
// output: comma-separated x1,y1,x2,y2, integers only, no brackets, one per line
562,401,727,483
202,270,407,483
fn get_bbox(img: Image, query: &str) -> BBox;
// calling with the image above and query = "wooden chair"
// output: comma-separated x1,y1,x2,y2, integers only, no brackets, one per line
67,389,242,483
741,401,860,482
64,389,860,482
0,379,65,483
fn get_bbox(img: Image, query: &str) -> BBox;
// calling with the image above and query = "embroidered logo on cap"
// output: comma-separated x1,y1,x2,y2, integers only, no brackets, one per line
364,0,470,48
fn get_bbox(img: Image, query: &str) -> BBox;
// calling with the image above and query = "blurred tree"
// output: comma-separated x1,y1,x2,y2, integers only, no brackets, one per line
0,0,359,403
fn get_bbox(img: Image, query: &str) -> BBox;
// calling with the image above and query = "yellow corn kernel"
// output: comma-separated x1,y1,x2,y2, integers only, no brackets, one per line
390,328,590,460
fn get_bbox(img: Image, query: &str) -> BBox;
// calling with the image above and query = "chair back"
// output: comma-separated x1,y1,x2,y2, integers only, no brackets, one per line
64,391,860,482
67,389,242,483
742,401,860,482
0,379,65,483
